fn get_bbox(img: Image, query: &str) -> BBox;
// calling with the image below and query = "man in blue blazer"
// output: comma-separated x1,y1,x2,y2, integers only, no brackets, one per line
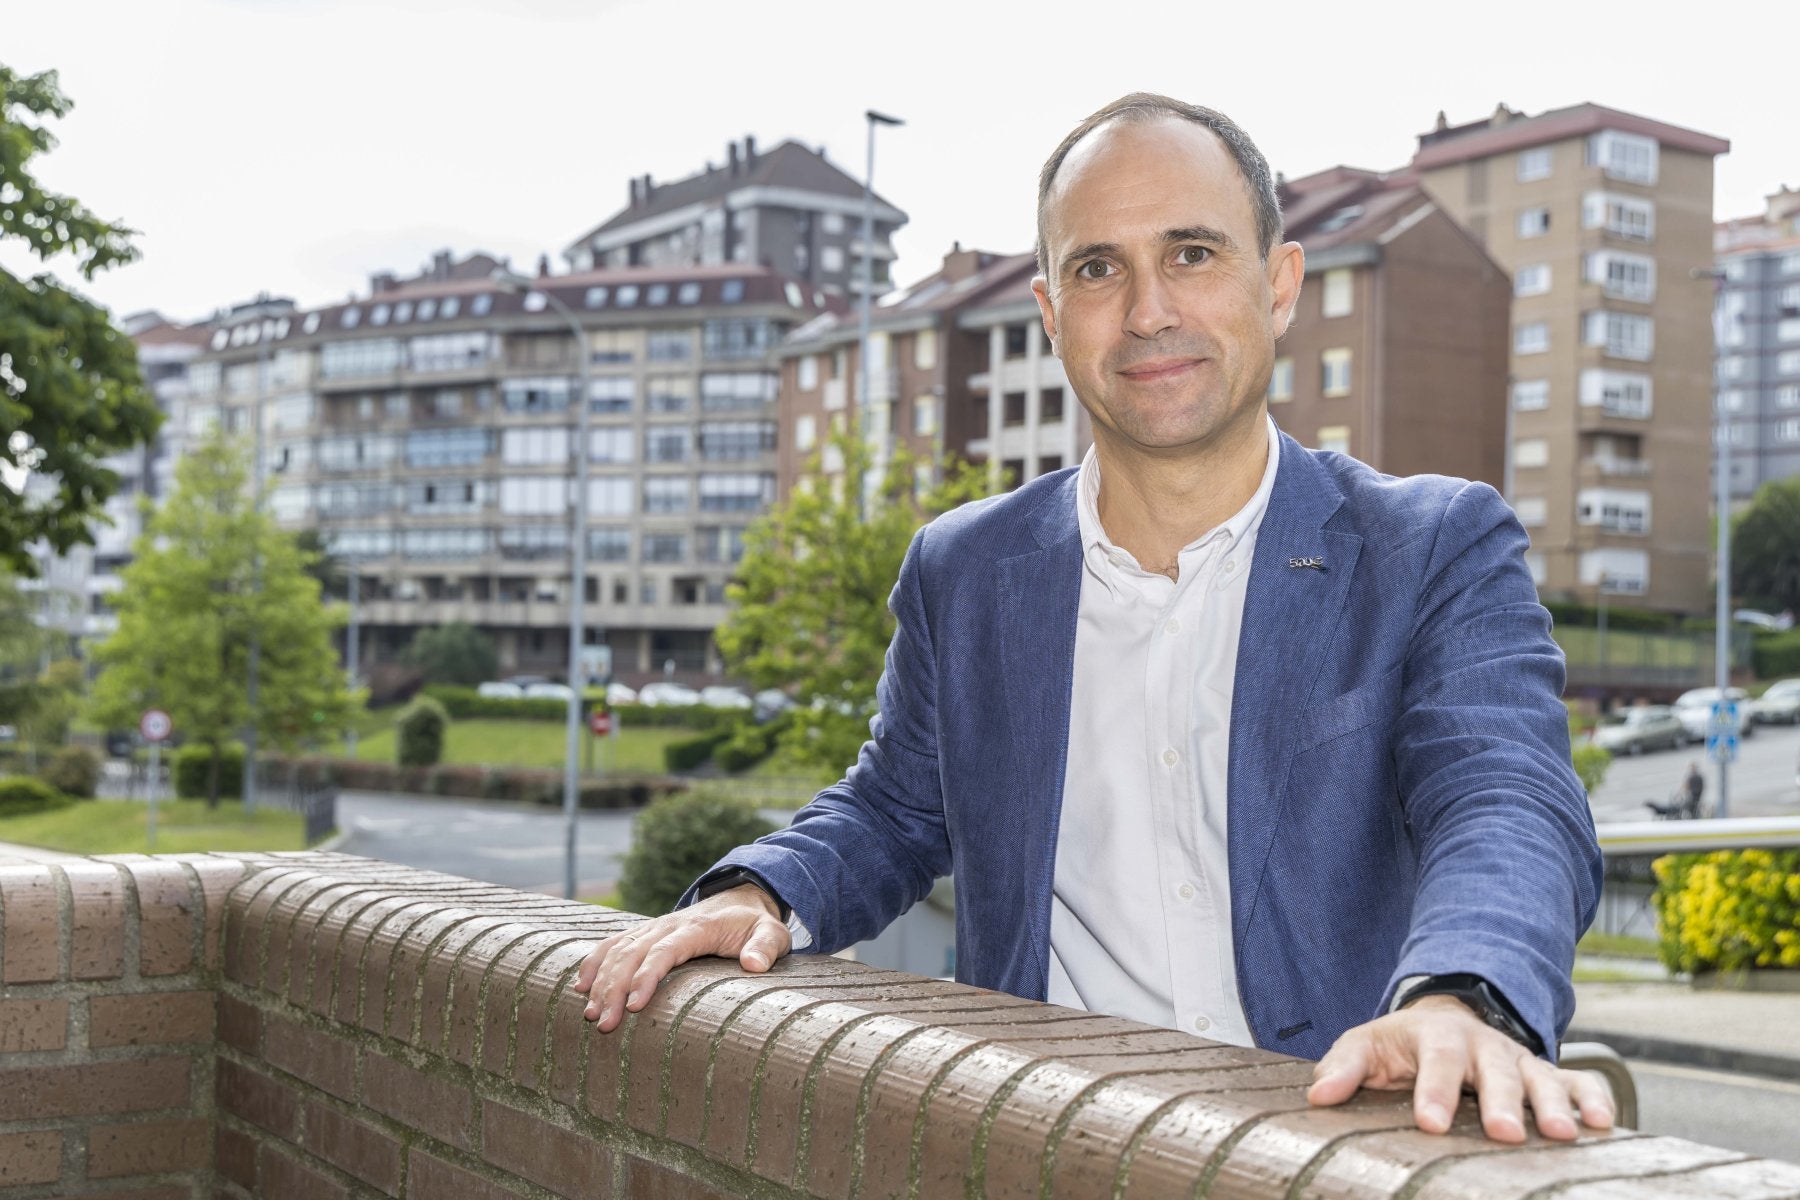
578,94,1611,1142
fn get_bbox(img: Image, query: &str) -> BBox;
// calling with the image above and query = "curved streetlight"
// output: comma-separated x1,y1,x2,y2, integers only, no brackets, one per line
492,268,592,897
858,109,903,511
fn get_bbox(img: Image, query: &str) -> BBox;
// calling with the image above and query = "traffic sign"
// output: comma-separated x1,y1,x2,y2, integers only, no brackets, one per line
139,709,172,743
1707,730,1739,763
588,710,613,737
1710,701,1739,731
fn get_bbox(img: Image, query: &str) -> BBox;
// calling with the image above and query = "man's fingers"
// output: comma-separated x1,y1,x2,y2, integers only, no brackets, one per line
738,916,792,973
1470,1043,1529,1144
1411,1041,1468,1134
1519,1061,1579,1142
1569,1069,1618,1131
1307,1033,1372,1107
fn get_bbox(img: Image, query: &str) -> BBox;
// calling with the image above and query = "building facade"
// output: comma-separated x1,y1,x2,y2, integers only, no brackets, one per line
187,256,838,683
1714,185,1800,502
1410,102,1730,612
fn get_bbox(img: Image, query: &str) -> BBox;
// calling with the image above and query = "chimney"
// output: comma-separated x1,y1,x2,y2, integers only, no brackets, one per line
370,271,397,294
744,135,757,167
728,141,740,176
433,250,452,279
537,253,550,277
629,177,639,207
941,243,983,283
642,173,655,201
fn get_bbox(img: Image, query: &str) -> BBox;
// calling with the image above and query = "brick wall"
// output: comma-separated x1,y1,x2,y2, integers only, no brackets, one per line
4,851,1798,1199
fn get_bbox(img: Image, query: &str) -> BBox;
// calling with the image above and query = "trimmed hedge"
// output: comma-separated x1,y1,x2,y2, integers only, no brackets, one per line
618,789,777,916
261,755,685,810
663,726,738,773
173,743,245,800
397,696,450,767
39,745,102,799
0,775,76,819
1653,848,1800,974
419,685,742,730
1751,630,1800,680
1542,600,1680,634
715,720,780,773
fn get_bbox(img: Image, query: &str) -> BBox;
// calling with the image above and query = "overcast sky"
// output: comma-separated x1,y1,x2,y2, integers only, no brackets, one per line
6,0,1795,325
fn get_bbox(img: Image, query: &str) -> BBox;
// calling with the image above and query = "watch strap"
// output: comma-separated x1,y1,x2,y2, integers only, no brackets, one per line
1399,973,1544,1055
693,866,791,922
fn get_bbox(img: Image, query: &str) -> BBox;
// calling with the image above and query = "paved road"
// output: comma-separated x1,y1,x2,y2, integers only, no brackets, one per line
1629,1060,1800,1163
1587,719,1800,822
332,791,639,897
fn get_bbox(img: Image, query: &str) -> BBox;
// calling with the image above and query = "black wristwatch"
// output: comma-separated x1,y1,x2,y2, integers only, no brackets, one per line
1400,974,1544,1055
693,866,791,922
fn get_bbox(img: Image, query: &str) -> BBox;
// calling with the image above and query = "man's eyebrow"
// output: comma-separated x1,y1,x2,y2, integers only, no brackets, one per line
1163,225,1238,252
1060,241,1120,273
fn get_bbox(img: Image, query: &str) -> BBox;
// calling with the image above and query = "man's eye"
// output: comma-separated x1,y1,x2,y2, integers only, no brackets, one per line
1077,260,1112,279
1178,246,1212,265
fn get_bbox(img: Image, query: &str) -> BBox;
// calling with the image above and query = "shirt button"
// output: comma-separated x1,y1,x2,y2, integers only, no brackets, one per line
1177,883,1195,900
1161,748,1178,767
1194,1015,1212,1032
1164,618,1180,635
1223,559,1235,572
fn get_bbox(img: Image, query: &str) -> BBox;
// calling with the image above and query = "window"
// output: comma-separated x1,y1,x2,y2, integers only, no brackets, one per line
1316,426,1350,455
501,377,573,413
1582,192,1654,242
584,287,609,309
820,245,845,273
1041,387,1064,423
1321,269,1354,317
316,481,390,517
330,529,393,559
1781,317,1800,343
269,485,309,522
720,279,746,304
316,434,396,472
700,420,776,461
1525,553,1546,586
587,328,634,364
1780,386,1800,410
320,338,403,378
1516,207,1550,239
1779,419,1800,442
1580,369,1653,418
678,282,701,305
696,526,747,564
699,473,775,512
1514,264,1551,297
642,533,687,563
370,304,391,327
1003,324,1030,358
385,393,409,419
646,284,670,307
271,394,315,431
588,528,631,562
701,371,777,411
589,427,634,464
587,477,633,516
644,426,690,463
1782,252,1800,275
797,355,820,391
1514,322,1549,355
1719,389,1748,413
502,428,570,465
1577,487,1651,534
615,285,640,308
1003,392,1026,426
1584,251,1656,302
1516,147,1552,182
1268,357,1294,402
440,297,460,318
1513,496,1546,527
1321,348,1352,396
401,528,489,560
1583,311,1654,361
589,376,634,414
1511,380,1549,411
645,376,691,413
499,526,568,561
646,330,691,362
406,428,489,467
643,476,689,514
703,319,778,359
499,477,567,515
1780,351,1800,375
1718,356,1747,381
406,479,482,515
1514,438,1549,469
913,397,937,437
914,329,938,370
1580,548,1648,595
1588,130,1658,185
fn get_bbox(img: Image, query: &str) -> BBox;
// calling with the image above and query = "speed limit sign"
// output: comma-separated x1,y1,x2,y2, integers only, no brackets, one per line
139,709,172,743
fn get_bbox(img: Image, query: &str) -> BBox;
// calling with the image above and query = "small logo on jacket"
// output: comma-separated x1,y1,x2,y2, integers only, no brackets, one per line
1288,556,1325,571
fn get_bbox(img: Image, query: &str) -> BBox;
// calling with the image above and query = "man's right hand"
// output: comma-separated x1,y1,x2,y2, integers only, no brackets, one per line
573,884,793,1032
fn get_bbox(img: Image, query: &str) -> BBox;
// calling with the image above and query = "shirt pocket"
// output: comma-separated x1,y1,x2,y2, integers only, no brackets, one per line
1292,662,1404,755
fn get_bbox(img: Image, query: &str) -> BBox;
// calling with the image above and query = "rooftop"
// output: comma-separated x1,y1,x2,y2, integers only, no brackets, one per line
1410,101,1729,171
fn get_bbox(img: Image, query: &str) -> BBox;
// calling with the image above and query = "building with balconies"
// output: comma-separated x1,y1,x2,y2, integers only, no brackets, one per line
1714,185,1800,502
187,254,839,683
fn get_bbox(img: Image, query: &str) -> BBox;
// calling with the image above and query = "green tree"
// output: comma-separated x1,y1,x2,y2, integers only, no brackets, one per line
1732,477,1800,617
89,432,360,805
716,430,997,772
0,63,162,574
18,657,82,751
0,570,48,725
401,622,497,686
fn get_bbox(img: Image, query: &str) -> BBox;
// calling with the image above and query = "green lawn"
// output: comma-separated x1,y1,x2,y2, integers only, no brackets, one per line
0,798,308,855
348,719,693,774
1578,930,1661,960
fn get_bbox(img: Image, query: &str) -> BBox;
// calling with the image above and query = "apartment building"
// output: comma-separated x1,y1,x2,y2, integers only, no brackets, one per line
776,246,1088,498
563,137,906,301
1714,185,1800,501
1273,168,1510,486
187,254,838,683
1409,102,1730,612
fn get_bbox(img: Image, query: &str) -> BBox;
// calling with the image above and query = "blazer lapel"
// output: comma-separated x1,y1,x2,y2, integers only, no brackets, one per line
1227,436,1363,950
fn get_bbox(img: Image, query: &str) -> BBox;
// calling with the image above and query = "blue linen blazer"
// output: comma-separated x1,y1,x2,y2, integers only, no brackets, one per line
707,431,1602,1061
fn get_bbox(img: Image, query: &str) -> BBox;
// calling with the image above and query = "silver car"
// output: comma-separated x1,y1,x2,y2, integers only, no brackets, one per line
1750,678,1800,725
1591,706,1684,756
1670,686,1755,744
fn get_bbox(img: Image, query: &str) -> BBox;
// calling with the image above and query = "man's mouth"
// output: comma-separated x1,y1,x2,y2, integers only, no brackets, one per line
1117,357,1205,382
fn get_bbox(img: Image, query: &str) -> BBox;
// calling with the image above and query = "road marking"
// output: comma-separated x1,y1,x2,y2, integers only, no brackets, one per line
1629,1060,1800,1095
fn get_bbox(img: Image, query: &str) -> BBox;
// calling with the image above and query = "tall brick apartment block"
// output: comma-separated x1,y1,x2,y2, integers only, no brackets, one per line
1714,185,1800,502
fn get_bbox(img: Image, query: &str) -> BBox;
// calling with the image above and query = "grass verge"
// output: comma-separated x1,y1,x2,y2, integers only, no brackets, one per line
348,720,693,774
0,798,309,854
1577,930,1661,960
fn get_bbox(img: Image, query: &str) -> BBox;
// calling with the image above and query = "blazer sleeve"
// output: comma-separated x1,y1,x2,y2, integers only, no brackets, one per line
678,526,950,952
1381,481,1603,1059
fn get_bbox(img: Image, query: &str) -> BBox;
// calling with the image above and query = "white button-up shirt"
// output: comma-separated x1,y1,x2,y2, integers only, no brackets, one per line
1045,417,1281,1046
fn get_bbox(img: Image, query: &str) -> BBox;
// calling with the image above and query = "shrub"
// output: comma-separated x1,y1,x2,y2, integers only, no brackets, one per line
663,726,737,772
38,745,102,799
1751,629,1800,680
1570,744,1611,796
617,789,776,916
715,719,781,773
396,696,450,768
1542,601,1679,634
0,775,76,819
173,743,244,800
1653,848,1800,975
423,686,567,722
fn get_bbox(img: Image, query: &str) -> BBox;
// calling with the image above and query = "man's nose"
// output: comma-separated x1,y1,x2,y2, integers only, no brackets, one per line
1123,271,1179,339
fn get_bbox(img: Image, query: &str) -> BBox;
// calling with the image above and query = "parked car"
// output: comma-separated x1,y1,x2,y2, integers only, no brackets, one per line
605,681,638,706
637,682,701,707
1750,678,1800,726
476,681,525,700
1671,686,1755,744
699,686,753,710
753,689,795,723
522,682,575,702
1590,706,1684,756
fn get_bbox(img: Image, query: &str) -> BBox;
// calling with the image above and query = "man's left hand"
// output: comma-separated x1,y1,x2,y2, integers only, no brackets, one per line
1305,995,1616,1142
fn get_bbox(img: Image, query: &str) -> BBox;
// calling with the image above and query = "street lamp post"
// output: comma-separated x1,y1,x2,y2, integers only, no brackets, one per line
1693,267,1733,817
858,109,903,510
245,319,269,810
493,269,593,898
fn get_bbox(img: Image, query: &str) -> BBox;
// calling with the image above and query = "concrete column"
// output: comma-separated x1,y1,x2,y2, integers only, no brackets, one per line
987,325,1005,490
1024,322,1043,479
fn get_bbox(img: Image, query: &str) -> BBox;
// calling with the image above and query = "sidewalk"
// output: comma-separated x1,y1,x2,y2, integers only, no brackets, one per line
1570,977,1800,1081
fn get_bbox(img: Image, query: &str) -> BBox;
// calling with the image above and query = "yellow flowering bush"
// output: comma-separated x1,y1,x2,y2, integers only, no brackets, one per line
1652,849,1800,974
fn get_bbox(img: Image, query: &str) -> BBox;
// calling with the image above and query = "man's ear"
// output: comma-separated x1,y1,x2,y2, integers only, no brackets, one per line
1031,275,1059,354
1268,241,1305,337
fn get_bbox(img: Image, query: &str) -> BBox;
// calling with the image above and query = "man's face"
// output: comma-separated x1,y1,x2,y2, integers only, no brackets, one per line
1032,117,1303,458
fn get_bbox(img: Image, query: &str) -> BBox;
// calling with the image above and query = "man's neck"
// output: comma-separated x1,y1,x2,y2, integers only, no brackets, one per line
1093,414,1270,580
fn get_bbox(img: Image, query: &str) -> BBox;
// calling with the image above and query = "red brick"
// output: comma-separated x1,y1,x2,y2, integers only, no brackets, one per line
264,1010,356,1099
89,989,215,1047
215,1058,301,1138
261,874,349,994
620,1154,739,1200
215,1123,259,1189
303,1099,403,1195
279,880,376,1007
218,992,261,1053
509,942,588,1092
0,866,62,983
354,898,465,1036
82,1187,188,1200
226,868,313,985
414,915,516,1053
479,933,585,1082
0,1130,61,1185
329,894,428,1026
125,859,198,976
0,1056,190,1120
361,1049,474,1150
64,861,128,980
480,1100,609,1197
444,924,541,1069
88,1116,210,1178
385,908,492,1045
259,1142,349,1200
176,854,254,970
406,1148,529,1199
0,996,68,1052
298,890,392,1016
1409,1135,1745,1199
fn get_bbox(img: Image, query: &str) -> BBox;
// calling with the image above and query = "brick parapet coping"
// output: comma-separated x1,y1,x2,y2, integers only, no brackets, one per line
2,851,1797,1199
